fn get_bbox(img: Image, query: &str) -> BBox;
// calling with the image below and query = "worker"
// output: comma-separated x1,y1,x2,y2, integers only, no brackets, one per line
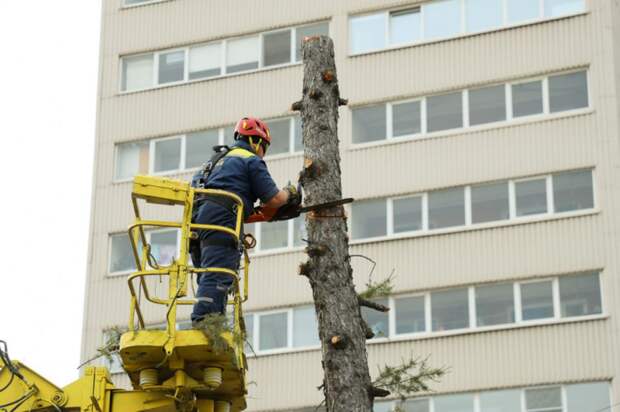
190,117,300,325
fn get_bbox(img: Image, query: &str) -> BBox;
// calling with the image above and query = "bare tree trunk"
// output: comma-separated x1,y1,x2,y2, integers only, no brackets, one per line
292,36,374,412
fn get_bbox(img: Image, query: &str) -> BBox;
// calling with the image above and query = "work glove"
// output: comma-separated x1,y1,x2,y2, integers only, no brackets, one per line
283,183,302,207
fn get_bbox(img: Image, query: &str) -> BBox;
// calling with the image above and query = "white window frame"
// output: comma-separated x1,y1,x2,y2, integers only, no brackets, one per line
120,21,329,94
348,0,587,56
244,271,604,356
350,69,591,149
350,169,596,246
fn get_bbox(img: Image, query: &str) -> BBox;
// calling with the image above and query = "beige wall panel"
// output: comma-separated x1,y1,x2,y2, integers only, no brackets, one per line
100,66,302,140
244,319,611,411
341,114,597,199
347,215,603,293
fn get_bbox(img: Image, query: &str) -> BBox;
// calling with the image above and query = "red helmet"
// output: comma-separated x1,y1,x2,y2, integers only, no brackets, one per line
234,117,271,145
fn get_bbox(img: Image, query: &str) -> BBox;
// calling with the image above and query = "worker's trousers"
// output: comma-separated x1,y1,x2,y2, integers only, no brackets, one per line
191,201,240,323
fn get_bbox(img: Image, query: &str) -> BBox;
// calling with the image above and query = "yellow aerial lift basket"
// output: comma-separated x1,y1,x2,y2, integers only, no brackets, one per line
120,175,251,412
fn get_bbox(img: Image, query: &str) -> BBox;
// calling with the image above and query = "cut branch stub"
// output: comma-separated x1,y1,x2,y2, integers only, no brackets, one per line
369,386,391,399
358,297,390,312
329,335,348,350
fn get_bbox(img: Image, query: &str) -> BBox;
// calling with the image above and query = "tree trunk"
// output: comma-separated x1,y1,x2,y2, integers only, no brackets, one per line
293,36,374,412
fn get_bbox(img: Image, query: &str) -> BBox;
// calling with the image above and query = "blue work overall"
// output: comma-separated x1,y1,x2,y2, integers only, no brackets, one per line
190,140,279,322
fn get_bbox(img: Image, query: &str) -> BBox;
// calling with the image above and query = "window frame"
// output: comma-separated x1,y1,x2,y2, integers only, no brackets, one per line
348,0,587,56
350,69,591,149
119,21,329,93
350,169,596,245
149,134,185,175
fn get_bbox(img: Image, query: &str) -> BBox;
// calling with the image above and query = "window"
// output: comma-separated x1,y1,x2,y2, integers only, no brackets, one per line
352,105,386,143
428,187,465,229
553,169,593,212
390,9,422,45
393,196,423,233
227,36,259,73
296,23,329,61
545,0,585,17
149,230,178,266
468,85,506,126
259,312,288,351
153,137,182,173
293,306,320,347
565,382,610,412
525,387,562,412
115,141,148,180
393,100,421,137
401,399,430,412
351,199,387,240
189,43,222,80
186,130,218,169
424,0,461,40
471,182,509,224
377,383,608,412
480,390,521,412
549,71,588,113
260,220,289,250
521,280,554,320
267,118,292,155
263,30,291,67
361,298,389,338
351,71,589,146
434,394,474,412
559,272,602,317
506,0,540,23
158,50,185,84
122,54,153,92
350,13,386,54
466,0,503,32
243,314,254,353
109,233,136,273
395,296,425,334
512,80,543,118
515,178,547,217
431,288,469,331
351,169,594,242
427,92,463,132
476,283,515,326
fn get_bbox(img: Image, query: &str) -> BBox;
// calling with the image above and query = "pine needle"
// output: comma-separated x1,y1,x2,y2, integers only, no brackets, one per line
373,356,448,402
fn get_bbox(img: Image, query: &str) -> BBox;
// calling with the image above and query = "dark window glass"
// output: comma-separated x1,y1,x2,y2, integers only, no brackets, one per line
428,188,465,229
266,119,290,155
471,182,509,224
395,296,425,334
469,85,506,126
512,81,543,118
553,170,594,212
352,105,387,143
259,312,287,350
521,281,554,321
560,273,602,317
431,288,469,331
154,138,182,172
393,101,421,137
186,130,219,169
427,92,463,132
476,283,515,326
263,30,291,67
393,196,423,233
158,51,185,84
515,179,547,217
549,71,588,113
351,199,387,239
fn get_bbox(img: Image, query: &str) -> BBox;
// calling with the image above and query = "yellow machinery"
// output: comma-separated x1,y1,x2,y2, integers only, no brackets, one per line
0,175,251,412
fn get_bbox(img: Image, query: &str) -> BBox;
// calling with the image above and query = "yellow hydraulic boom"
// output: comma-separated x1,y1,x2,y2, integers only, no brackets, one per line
0,175,251,412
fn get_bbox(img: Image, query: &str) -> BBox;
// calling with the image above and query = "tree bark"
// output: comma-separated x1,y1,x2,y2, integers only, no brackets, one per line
293,36,374,412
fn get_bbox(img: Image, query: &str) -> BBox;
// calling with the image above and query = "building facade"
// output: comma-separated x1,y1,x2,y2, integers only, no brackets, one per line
81,0,620,411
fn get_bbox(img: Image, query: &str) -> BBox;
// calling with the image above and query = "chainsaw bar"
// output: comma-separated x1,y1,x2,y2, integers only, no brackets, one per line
299,198,354,213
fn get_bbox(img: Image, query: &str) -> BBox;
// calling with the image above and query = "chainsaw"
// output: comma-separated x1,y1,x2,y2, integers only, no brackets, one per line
245,197,354,223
